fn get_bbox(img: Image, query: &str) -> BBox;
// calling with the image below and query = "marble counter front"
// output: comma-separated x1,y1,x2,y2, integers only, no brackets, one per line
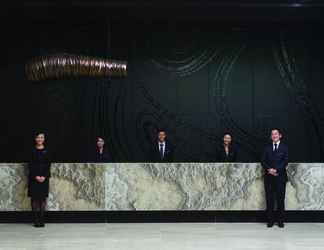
0,163,323,211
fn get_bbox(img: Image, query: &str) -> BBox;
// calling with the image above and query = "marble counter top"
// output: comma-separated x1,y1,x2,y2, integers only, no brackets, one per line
0,163,323,211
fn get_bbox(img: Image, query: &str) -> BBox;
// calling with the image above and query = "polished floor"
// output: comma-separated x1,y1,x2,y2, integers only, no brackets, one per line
0,223,323,250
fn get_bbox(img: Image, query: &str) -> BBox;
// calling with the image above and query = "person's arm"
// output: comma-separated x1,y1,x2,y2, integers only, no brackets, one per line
261,147,270,171
276,146,289,172
42,150,51,179
28,151,37,180
28,164,36,180
45,161,51,178
43,164,51,178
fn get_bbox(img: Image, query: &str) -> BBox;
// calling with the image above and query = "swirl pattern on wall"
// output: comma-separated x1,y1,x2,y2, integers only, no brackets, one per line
150,28,219,77
145,31,266,160
273,34,324,161
211,44,266,159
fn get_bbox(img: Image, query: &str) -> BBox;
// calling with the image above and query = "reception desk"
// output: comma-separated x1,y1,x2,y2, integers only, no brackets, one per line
1,163,324,212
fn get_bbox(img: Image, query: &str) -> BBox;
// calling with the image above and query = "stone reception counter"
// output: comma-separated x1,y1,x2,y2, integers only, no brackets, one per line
0,163,323,211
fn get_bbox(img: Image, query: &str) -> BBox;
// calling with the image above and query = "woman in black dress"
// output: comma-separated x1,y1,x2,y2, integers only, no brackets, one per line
218,132,238,162
91,137,112,162
28,132,51,227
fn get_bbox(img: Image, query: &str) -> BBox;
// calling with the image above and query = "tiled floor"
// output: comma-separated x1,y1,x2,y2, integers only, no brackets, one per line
0,223,323,250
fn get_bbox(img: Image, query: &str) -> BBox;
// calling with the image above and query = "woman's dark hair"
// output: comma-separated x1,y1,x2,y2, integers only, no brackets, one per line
223,132,233,138
34,132,45,138
96,137,105,142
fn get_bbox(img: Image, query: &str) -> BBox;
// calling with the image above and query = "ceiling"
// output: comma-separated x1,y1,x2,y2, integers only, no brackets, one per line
3,1,324,20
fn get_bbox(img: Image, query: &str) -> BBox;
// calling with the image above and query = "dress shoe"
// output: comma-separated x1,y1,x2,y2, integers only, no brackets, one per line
33,222,41,228
267,222,274,228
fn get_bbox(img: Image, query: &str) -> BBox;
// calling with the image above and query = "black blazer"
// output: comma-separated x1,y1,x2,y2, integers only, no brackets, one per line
149,141,174,162
28,147,51,198
261,142,289,180
28,148,51,179
218,145,238,162
91,148,113,163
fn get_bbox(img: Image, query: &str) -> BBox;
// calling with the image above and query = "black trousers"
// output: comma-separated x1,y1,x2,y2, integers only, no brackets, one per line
264,175,286,222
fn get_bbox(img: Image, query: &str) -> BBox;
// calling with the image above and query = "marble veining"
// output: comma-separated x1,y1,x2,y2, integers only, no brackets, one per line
1,163,324,211
48,163,106,210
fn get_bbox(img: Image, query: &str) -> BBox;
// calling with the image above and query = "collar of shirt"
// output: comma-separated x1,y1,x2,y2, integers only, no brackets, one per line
273,140,280,149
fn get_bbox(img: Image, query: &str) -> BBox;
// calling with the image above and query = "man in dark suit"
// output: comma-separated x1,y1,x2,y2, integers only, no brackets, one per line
149,129,174,162
261,128,289,228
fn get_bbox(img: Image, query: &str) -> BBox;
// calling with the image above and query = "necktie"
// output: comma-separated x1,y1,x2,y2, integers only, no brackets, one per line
274,143,278,152
159,143,164,159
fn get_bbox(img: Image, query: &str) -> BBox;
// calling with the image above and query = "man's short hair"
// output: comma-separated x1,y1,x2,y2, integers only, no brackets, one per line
157,129,166,134
271,128,282,134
